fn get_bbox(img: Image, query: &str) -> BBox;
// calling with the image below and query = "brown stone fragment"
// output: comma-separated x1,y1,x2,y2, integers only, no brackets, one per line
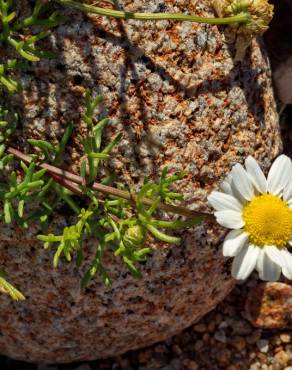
274,350,289,368
280,334,291,344
185,360,199,370
216,349,231,367
230,336,246,352
245,283,292,329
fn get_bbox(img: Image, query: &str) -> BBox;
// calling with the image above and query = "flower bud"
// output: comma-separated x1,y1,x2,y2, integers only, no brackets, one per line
123,225,145,249
213,0,274,61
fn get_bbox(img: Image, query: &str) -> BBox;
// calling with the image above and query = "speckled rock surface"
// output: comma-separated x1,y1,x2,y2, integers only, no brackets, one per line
0,0,281,364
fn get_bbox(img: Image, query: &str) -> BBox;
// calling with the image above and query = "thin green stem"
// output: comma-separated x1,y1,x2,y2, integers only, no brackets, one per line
149,218,203,229
55,0,251,24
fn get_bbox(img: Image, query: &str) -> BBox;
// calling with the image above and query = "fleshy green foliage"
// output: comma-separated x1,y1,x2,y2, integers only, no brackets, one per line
1,160,46,225
0,107,78,299
81,91,122,183
26,124,81,224
0,0,61,92
0,272,25,300
0,92,202,297
0,105,26,300
0,104,17,168
37,167,191,288
0,120,77,227
0,59,22,92
33,93,200,287
38,208,93,267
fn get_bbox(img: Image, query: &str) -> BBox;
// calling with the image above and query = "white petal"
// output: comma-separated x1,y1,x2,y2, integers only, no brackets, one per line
256,249,265,276
208,191,243,212
280,249,292,279
231,163,255,201
222,229,249,257
215,210,244,229
220,180,233,195
230,181,248,205
283,178,292,203
220,173,233,195
266,247,292,279
267,155,292,196
245,156,267,194
256,249,281,281
231,244,260,280
265,246,287,269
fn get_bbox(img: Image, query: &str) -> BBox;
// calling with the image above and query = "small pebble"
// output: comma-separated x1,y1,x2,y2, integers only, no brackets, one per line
138,350,151,364
161,359,182,370
207,320,216,332
257,339,269,353
274,350,288,367
250,362,261,370
270,364,283,370
172,344,182,356
216,349,231,367
193,323,207,333
214,330,227,343
194,340,204,351
232,319,253,335
245,283,292,329
218,321,229,329
202,333,210,342
274,345,284,353
280,334,291,344
231,336,246,352
185,361,199,370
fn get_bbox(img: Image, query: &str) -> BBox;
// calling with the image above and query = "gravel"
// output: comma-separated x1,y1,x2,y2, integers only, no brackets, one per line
1,271,292,370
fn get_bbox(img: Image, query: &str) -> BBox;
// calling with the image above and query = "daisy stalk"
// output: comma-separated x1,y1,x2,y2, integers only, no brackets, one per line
54,0,251,25
208,155,292,282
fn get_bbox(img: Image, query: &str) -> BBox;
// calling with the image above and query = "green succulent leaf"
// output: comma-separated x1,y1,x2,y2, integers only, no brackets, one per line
0,273,25,301
0,0,61,92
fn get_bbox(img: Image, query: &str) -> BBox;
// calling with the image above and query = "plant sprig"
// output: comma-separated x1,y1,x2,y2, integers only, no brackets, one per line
0,0,62,92
0,272,25,301
80,91,122,184
0,92,207,294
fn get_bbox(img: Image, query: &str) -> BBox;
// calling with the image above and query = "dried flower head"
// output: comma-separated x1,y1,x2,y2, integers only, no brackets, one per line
213,0,274,61
123,225,145,249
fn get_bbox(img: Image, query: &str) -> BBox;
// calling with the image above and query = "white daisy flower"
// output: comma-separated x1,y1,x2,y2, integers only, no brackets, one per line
208,154,292,281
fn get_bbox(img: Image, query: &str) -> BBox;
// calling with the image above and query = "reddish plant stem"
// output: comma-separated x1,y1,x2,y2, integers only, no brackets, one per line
7,147,213,220
50,173,83,196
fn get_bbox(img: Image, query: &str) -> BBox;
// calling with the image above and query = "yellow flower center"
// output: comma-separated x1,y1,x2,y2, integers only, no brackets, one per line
243,194,292,247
